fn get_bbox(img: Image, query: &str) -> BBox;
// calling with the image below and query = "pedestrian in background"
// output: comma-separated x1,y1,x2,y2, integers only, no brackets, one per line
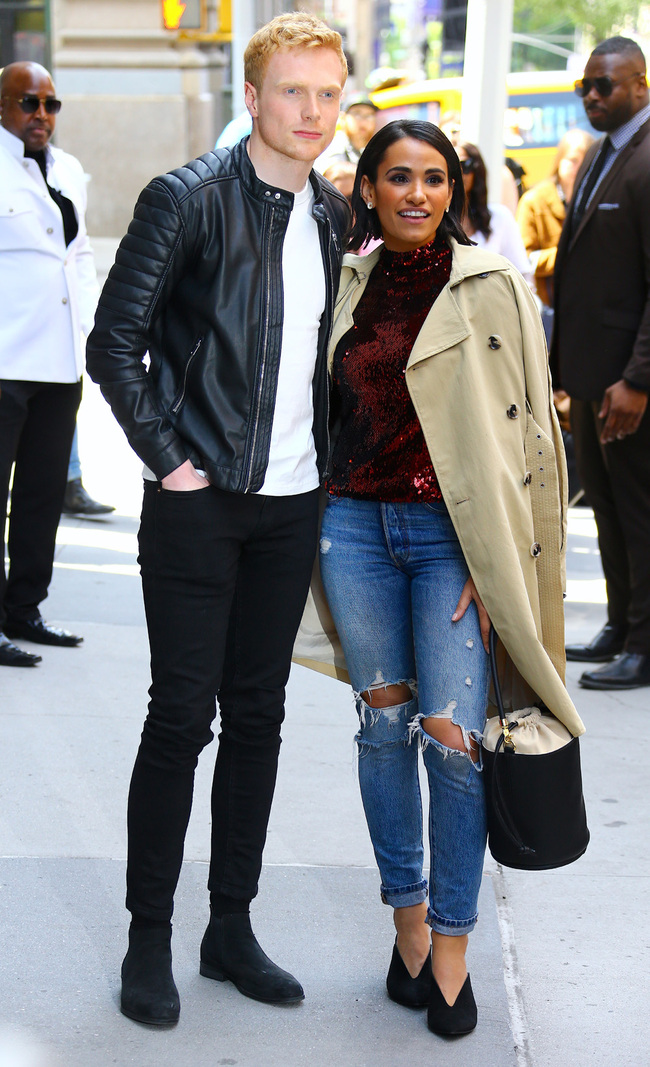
440,113,521,214
517,128,593,504
62,426,115,516
517,128,593,336
87,12,349,1028
0,61,96,667
317,92,378,170
457,142,532,282
553,36,650,690
321,159,356,204
313,119,583,1038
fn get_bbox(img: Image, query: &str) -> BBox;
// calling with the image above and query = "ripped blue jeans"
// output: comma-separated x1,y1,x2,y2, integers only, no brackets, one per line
319,496,489,935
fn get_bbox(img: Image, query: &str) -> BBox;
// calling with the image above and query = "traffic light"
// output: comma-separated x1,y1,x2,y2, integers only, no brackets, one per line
161,0,204,31
160,0,231,40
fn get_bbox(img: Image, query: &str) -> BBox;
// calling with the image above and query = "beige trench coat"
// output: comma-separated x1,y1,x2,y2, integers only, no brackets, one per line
294,239,585,738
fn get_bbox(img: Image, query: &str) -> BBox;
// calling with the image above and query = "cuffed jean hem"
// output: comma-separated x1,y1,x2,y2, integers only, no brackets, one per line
381,880,428,908
426,906,478,936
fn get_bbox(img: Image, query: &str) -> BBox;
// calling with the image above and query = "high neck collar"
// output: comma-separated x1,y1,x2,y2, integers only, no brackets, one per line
378,236,449,278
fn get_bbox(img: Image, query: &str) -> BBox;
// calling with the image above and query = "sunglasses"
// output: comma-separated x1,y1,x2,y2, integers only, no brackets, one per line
459,158,476,174
2,95,62,114
574,71,644,98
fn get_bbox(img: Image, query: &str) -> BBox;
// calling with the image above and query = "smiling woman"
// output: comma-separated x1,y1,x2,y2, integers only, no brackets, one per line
359,138,453,252
306,118,584,1039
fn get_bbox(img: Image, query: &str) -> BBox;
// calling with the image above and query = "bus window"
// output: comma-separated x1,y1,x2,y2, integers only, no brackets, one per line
507,92,592,149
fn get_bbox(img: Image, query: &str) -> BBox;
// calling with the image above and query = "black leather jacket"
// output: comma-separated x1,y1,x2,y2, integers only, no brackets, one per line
86,139,349,492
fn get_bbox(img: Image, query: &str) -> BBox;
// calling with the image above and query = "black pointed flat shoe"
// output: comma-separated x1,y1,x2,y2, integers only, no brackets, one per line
427,972,477,1036
386,939,432,1008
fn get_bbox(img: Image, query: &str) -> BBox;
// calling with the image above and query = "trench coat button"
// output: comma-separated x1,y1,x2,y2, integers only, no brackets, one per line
530,542,542,557
507,404,519,419
523,471,532,485
62,297,68,305
488,334,502,349
47,226,54,234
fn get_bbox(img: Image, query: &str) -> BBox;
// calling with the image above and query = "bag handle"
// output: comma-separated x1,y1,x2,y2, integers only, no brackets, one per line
487,626,536,858
488,625,517,751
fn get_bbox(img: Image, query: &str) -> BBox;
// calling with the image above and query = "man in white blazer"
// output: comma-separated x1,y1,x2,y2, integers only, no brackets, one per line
0,61,98,666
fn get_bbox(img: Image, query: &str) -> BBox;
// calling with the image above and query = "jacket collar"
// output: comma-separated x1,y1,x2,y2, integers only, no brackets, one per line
0,124,54,170
230,136,328,209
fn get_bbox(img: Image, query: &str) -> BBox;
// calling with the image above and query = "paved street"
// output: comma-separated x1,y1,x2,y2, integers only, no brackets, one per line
0,240,647,1066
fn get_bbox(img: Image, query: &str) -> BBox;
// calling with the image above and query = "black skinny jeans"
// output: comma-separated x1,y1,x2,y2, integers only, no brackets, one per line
126,481,319,922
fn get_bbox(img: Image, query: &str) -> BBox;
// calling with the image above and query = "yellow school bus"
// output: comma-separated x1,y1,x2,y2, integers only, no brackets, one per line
370,70,592,188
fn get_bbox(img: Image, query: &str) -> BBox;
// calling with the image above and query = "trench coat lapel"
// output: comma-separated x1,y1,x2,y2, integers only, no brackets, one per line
407,284,470,368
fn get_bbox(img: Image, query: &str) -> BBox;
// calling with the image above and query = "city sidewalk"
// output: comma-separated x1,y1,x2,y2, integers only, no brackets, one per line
0,242,647,1066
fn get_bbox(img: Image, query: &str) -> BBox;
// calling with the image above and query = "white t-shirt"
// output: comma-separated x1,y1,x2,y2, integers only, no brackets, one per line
257,181,325,495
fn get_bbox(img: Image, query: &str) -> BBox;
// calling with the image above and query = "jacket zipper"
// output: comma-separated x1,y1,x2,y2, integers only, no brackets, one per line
243,208,276,490
170,336,203,414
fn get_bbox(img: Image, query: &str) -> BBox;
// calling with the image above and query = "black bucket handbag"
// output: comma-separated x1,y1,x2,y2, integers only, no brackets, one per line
481,627,590,870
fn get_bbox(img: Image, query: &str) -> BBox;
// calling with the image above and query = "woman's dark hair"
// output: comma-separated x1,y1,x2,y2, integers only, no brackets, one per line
460,142,492,238
347,119,471,252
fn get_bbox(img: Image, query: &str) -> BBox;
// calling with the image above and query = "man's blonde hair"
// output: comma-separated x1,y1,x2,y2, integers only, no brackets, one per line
244,12,347,90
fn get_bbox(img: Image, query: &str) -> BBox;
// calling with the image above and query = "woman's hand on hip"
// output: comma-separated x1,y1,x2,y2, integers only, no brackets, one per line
452,577,491,652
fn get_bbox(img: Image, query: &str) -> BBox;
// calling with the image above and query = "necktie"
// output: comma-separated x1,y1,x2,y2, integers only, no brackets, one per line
571,136,611,233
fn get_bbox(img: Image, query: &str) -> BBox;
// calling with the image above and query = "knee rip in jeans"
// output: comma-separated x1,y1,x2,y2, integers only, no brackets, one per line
409,706,483,769
356,672,416,709
353,677,417,753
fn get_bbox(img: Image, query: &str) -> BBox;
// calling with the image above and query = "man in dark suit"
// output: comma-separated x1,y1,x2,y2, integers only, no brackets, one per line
553,36,650,689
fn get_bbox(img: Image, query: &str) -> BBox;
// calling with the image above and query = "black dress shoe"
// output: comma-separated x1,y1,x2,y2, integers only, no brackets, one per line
579,652,650,690
200,912,304,1004
386,939,432,1008
427,973,477,1037
566,623,627,662
4,617,83,647
120,926,180,1026
62,478,115,516
0,632,42,667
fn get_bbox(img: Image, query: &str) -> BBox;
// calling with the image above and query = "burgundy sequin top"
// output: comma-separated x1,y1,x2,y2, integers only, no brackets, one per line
328,236,452,502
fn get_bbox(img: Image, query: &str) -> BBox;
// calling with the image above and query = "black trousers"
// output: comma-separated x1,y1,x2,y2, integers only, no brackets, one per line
126,481,320,922
0,378,81,630
571,398,650,653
